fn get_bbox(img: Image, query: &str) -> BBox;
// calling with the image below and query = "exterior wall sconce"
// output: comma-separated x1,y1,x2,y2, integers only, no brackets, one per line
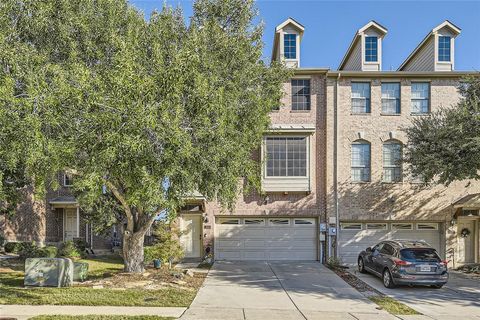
263,195,270,205
203,216,209,223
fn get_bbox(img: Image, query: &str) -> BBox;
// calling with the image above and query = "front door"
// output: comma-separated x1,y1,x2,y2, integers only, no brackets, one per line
457,219,476,264
64,208,77,241
181,215,202,258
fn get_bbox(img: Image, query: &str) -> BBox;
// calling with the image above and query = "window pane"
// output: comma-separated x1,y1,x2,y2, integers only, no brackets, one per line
438,36,451,62
284,34,296,59
383,143,402,182
351,142,370,182
365,36,378,62
266,137,307,177
381,83,400,114
351,83,371,113
291,79,311,111
411,83,430,114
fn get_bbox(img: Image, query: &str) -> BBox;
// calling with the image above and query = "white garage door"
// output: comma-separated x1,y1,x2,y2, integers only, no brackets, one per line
215,217,317,260
339,222,442,265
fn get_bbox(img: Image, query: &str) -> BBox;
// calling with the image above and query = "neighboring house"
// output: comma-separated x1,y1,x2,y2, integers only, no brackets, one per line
178,18,480,268
1,172,121,252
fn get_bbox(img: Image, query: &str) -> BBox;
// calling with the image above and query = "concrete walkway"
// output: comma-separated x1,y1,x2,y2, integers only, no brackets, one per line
180,261,397,320
0,305,186,320
353,269,480,320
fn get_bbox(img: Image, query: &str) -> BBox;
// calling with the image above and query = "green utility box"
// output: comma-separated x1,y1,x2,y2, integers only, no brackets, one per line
24,258,74,287
73,262,89,282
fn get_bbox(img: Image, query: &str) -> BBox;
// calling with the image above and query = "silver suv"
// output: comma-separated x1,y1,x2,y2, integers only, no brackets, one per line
357,240,449,288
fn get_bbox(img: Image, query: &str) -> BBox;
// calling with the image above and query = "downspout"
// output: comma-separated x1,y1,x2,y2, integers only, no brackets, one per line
334,73,341,258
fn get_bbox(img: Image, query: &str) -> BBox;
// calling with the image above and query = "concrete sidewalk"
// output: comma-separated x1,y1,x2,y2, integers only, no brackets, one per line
0,305,186,320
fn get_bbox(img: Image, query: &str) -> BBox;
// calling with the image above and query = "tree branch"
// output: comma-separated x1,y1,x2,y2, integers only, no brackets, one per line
104,180,134,232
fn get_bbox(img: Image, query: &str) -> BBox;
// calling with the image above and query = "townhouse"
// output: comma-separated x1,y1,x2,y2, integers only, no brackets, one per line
3,18,479,268
178,18,480,268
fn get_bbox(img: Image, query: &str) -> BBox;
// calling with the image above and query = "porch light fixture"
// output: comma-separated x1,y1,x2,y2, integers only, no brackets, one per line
204,216,209,223
263,195,270,205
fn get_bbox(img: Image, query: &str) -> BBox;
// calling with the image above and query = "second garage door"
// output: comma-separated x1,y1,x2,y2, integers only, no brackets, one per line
215,217,317,260
339,221,443,265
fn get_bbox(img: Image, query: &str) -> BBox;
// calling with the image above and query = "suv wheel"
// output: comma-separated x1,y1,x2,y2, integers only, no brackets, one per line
358,258,366,274
383,269,395,288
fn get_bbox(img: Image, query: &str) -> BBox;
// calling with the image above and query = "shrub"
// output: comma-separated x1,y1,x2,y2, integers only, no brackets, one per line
144,221,184,265
4,242,21,253
59,241,81,259
39,246,58,258
18,242,42,259
326,256,342,269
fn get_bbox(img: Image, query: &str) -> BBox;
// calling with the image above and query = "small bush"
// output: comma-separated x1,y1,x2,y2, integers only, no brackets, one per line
59,241,81,259
4,242,21,253
18,242,42,259
39,246,58,258
144,221,184,265
326,256,342,269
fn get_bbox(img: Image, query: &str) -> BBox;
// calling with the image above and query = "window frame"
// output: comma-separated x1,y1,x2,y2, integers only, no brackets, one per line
64,173,73,187
416,223,439,230
284,33,297,60
351,140,371,182
438,36,451,62
244,219,265,226
351,82,371,114
294,218,316,226
366,223,388,230
391,223,413,230
218,218,241,225
264,136,309,178
411,82,430,114
269,218,290,226
341,223,363,230
364,36,378,63
381,82,401,114
291,79,311,111
382,141,403,183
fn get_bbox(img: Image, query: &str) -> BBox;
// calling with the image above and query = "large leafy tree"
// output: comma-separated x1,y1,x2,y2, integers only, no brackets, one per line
0,0,287,272
405,76,480,185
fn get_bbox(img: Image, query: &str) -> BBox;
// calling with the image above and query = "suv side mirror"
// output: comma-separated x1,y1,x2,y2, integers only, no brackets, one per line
366,247,372,253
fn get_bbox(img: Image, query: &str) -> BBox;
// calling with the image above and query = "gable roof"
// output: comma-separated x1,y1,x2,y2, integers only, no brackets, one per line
338,20,387,70
397,20,461,71
271,17,305,62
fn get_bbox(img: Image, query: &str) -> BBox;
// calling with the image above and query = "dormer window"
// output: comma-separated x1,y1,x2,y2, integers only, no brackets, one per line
284,34,297,59
365,36,378,62
438,36,451,62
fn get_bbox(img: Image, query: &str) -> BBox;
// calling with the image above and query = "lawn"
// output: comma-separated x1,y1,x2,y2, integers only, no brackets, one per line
30,316,173,320
369,296,420,315
0,256,200,307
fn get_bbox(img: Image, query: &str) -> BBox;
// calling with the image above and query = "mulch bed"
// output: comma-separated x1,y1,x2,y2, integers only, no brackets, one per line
77,267,206,291
328,265,384,298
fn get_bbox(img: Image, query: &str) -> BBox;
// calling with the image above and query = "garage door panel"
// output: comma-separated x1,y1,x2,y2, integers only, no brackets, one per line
244,240,265,248
339,222,442,265
217,240,243,249
215,218,317,261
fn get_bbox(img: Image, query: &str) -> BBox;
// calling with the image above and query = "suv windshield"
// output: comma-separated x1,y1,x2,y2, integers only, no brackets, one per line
400,248,441,262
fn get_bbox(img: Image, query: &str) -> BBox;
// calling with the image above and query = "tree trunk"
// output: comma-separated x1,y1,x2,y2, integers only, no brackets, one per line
123,231,146,273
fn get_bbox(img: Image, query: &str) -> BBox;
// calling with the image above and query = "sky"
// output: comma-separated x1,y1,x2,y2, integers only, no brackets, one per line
129,0,480,71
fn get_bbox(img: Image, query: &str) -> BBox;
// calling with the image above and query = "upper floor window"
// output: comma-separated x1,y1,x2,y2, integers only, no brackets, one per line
64,173,73,187
284,34,296,59
351,82,371,113
291,79,310,111
438,36,451,62
411,82,430,114
383,141,402,182
365,36,378,62
266,137,307,177
351,140,371,182
381,83,400,114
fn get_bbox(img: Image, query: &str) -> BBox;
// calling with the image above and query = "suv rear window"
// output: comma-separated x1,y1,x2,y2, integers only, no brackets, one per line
400,248,441,262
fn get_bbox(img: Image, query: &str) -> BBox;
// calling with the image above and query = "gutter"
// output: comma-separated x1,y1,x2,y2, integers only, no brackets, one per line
327,71,479,78
334,73,341,259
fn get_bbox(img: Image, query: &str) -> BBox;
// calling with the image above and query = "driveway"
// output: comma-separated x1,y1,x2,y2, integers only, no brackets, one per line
180,261,396,320
354,269,480,319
